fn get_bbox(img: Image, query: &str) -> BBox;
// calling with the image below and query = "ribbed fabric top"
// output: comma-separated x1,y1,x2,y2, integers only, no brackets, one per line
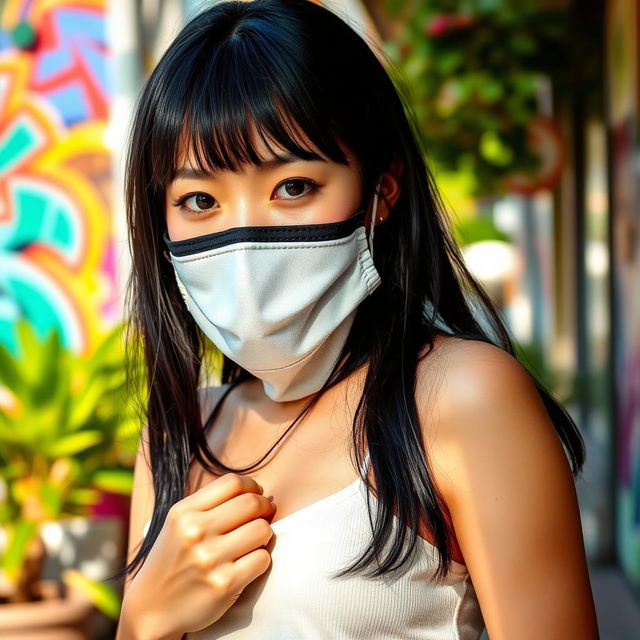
184,451,486,639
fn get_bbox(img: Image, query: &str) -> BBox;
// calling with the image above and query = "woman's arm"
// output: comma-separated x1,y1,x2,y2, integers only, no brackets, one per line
116,387,224,640
122,422,155,602
117,423,179,640
419,339,599,639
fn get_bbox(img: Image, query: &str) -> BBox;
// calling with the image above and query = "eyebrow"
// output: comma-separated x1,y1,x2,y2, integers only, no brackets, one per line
173,152,327,180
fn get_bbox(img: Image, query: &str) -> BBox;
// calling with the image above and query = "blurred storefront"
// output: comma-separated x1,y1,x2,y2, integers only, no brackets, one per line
607,0,640,592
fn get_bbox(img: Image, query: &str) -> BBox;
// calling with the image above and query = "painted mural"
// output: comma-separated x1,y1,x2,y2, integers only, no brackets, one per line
0,0,114,356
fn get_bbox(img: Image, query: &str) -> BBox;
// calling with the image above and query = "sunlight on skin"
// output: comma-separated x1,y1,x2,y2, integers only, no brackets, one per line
164,129,366,241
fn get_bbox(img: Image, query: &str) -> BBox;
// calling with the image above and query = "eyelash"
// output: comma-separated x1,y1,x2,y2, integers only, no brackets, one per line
170,178,321,215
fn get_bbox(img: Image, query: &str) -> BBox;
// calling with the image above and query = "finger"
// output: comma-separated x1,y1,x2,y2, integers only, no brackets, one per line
205,517,274,563
180,473,264,513
229,547,273,590
200,491,276,535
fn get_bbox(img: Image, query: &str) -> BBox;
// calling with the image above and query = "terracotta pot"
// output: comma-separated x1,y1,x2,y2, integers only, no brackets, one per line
0,579,95,639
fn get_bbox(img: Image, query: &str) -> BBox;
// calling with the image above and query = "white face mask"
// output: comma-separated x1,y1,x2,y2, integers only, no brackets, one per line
163,189,382,402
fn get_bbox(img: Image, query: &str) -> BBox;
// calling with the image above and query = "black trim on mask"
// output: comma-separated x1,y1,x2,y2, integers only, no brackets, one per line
164,208,366,257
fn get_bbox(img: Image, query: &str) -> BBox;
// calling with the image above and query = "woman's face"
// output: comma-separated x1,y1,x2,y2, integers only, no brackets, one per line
165,128,364,242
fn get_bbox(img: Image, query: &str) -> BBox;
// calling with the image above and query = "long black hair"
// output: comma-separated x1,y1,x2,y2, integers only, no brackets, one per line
110,0,585,587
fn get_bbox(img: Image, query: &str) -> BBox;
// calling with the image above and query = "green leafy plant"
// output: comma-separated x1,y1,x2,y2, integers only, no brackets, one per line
0,320,141,619
382,0,572,195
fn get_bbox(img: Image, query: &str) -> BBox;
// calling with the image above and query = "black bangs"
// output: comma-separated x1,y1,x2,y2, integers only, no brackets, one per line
146,2,351,190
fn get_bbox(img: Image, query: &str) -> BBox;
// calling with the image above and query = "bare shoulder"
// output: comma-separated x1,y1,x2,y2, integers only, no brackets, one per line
416,334,545,443
418,332,526,395
415,333,566,508
415,334,598,638
414,334,537,502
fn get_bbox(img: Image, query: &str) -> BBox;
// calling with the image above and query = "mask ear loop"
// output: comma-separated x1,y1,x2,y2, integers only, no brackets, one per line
368,179,381,258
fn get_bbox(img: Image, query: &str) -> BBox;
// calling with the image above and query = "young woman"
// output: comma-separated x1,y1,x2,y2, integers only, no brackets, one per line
113,1,599,638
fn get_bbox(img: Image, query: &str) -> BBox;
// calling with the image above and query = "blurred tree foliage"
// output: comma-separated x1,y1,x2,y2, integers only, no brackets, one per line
452,214,510,247
382,0,572,195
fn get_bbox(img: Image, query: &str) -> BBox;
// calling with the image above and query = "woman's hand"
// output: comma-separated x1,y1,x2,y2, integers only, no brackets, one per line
123,473,276,639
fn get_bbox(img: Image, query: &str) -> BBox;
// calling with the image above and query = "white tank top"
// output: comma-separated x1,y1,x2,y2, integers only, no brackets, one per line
183,452,486,639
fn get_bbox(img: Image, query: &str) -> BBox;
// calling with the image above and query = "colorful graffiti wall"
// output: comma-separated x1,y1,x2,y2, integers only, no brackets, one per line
607,0,640,586
0,0,115,356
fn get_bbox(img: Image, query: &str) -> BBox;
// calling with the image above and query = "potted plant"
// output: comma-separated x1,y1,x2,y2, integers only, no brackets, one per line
0,319,139,639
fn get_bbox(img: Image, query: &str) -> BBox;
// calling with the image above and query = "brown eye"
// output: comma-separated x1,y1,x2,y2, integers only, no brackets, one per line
284,180,305,196
177,192,217,214
189,193,215,210
273,178,318,200
196,194,214,209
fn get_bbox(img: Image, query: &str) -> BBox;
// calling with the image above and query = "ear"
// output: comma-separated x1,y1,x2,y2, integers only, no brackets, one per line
369,154,404,225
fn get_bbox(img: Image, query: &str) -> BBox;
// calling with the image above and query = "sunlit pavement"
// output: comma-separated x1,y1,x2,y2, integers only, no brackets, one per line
478,563,640,639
